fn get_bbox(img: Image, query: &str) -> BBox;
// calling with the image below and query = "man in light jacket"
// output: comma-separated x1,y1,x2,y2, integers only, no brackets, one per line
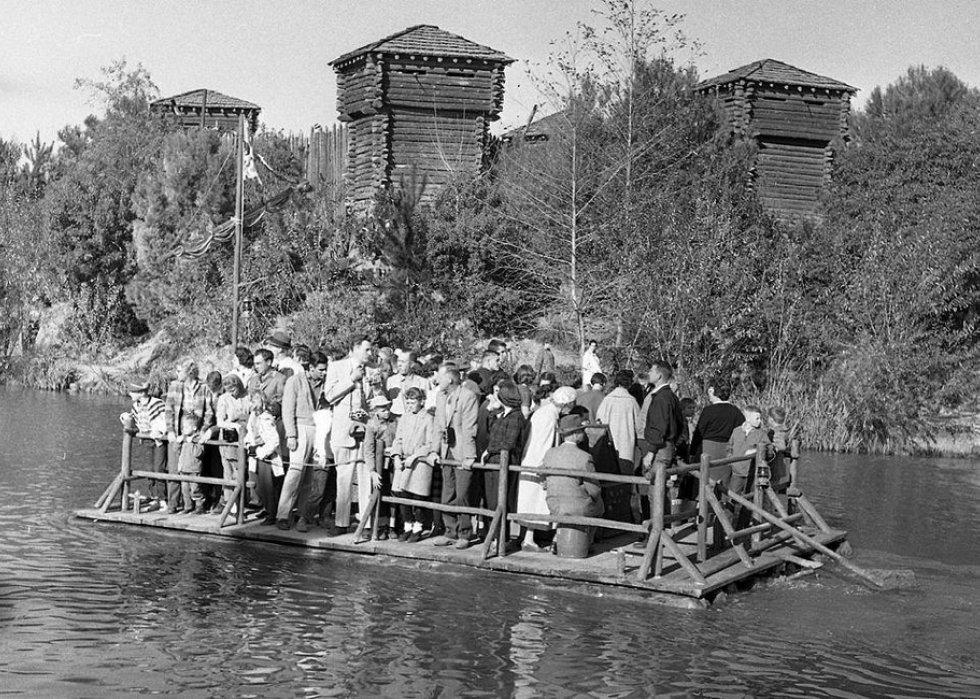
322,336,372,533
429,362,480,548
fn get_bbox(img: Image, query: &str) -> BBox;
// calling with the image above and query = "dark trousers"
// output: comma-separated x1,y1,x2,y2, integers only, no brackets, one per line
641,444,676,523
139,439,167,501
441,463,476,540
167,442,183,511
255,460,283,518
400,492,425,524
300,467,329,523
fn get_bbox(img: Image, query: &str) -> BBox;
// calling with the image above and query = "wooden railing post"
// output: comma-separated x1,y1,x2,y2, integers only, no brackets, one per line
697,454,710,562
789,439,800,492
752,451,767,546
237,437,247,525
120,430,133,512
497,451,510,558
637,460,666,581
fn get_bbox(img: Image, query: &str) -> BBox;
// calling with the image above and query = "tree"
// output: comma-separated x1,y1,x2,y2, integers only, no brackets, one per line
45,59,165,346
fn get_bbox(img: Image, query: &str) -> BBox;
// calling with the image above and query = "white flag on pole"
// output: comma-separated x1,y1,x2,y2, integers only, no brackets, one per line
243,128,262,183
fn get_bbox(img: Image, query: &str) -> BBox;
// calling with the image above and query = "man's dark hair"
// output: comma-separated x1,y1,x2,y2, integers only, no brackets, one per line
535,382,557,402
321,346,345,362
651,360,673,382
614,369,634,388
514,364,536,385
591,372,607,386
254,348,274,363
710,378,732,401
488,339,507,353
351,336,372,350
294,346,313,365
235,346,254,369
312,351,329,367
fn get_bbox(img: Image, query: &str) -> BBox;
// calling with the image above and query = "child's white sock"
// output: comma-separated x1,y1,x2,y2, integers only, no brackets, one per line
412,521,423,533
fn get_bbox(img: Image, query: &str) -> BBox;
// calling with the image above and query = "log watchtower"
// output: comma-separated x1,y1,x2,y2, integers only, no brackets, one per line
696,59,856,219
150,89,261,133
330,25,514,210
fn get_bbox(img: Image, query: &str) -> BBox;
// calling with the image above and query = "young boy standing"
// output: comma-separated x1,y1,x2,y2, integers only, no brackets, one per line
726,405,774,498
176,413,207,515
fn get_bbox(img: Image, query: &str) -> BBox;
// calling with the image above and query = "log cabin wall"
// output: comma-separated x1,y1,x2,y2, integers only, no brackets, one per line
697,60,857,221
331,25,513,211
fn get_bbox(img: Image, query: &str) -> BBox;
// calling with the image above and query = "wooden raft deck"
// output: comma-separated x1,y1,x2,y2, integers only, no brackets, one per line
73,507,847,609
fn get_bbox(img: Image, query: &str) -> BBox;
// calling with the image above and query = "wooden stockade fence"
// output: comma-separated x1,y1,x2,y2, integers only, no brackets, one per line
87,428,868,603
286,124,349,189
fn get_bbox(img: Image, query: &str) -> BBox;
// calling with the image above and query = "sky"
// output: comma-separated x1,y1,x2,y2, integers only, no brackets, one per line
3,0,979,145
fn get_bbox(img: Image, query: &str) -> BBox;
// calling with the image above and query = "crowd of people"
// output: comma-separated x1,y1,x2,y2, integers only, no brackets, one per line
120,332,795,555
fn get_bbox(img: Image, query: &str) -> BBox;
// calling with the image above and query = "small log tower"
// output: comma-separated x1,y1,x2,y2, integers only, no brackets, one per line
696,59,856,219
329,25,514,210
150,89,261,133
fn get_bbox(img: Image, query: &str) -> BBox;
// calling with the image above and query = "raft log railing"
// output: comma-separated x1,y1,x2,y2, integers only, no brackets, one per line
99,429,829,586
97,430,248,529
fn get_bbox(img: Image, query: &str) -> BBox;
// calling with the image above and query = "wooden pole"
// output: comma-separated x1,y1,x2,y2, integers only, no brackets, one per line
789,439,800,492
795,494,833,533
231,113,245,349
752,452,766,546
120,431,133,512
237,437,247,525
722,486,885,588
660,532,706,585
371,484,381,541
636,460,666,581
497,451,510,557
697,454,710,562
481,510,502,560
353,490,380,542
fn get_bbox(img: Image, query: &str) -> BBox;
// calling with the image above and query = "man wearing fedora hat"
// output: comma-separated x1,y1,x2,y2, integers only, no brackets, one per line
264,330,298,378
544,413,604,525
121,382,168,512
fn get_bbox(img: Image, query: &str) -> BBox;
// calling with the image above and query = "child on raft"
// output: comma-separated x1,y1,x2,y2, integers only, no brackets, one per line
388,387,434,542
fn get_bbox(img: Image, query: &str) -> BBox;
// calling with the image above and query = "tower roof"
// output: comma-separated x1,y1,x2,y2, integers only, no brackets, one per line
696,59,856,93
150,89,260,111
330,24,514,67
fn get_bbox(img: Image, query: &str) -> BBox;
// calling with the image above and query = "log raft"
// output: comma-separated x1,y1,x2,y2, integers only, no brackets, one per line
75,432,851,609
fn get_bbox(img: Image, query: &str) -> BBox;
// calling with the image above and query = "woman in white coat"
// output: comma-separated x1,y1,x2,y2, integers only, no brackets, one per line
515,385,578,550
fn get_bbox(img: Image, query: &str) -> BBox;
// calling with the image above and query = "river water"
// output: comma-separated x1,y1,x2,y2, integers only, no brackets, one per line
2,388,980,698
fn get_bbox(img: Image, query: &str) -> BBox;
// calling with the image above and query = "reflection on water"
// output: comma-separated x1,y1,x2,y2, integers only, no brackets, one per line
2,387,980,697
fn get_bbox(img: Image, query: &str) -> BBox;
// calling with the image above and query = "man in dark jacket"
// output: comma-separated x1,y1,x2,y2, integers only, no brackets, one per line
637,360,686,523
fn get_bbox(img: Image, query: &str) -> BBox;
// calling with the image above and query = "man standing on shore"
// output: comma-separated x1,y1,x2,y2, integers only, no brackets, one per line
533,341,556,377
582,340,602,386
